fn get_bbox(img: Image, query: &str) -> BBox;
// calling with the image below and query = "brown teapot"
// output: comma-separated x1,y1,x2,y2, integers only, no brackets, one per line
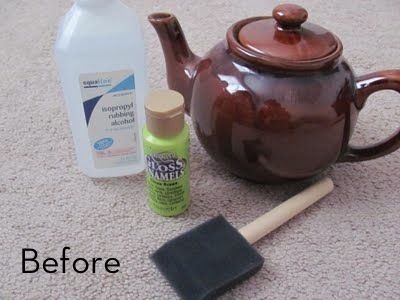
149,4,400,183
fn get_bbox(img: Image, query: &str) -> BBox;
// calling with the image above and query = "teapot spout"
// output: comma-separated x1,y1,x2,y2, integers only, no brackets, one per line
148,13,200,114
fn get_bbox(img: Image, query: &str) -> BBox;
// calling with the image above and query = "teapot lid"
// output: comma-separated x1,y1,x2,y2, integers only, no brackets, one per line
227,4,343,70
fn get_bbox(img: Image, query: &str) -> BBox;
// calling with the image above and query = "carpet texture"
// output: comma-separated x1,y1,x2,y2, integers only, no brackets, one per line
1,0,400,299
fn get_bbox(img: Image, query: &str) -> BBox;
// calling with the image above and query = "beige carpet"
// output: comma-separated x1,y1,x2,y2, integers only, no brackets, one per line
1,0,400,299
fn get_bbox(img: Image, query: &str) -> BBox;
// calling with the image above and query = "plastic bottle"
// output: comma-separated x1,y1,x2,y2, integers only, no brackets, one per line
54,0,147,177
143,90,190,217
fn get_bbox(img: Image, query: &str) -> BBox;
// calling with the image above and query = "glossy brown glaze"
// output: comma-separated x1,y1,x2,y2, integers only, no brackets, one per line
238,17,338,62
191,42,357,182
227,16,343,71
148,13,200,113
272,4,308,29
340,70,400,162
149,5,400,183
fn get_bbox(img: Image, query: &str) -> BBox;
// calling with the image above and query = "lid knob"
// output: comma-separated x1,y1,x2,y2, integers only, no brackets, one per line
272,4,308,30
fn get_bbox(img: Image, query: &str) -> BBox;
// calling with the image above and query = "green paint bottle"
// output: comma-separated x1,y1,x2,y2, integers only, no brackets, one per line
143,90,190,217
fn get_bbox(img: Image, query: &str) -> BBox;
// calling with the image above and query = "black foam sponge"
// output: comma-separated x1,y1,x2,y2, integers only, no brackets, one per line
151,215,264,300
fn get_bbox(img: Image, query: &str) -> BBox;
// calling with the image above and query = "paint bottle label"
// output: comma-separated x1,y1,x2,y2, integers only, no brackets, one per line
143,126,190,217
79,70,139,169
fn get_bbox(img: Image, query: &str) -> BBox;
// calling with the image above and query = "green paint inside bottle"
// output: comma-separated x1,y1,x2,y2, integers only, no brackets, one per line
143,90,190,217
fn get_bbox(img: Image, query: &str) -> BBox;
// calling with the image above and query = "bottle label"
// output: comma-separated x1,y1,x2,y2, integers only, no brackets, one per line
144,138,190,217
79,70,139,169
146,153,186,181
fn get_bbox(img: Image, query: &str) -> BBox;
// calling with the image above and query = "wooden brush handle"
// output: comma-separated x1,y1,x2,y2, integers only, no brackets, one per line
239,177,334,245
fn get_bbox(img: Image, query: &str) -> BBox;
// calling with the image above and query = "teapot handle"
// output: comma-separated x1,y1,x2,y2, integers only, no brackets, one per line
339,70,400,162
